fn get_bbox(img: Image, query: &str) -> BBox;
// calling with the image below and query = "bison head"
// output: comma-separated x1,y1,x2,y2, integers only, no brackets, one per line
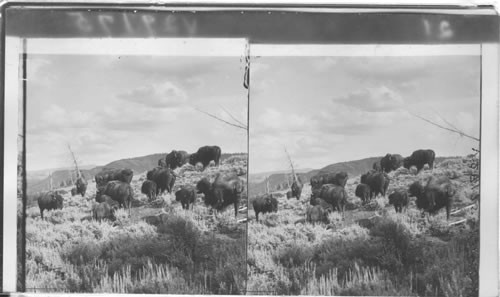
408,181,424,197
403,157,412,169
53,192,64,209
188,153,198,165
196,178,212,195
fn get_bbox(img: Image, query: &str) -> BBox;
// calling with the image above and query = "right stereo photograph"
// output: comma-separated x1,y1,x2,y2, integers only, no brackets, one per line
247,45,482,296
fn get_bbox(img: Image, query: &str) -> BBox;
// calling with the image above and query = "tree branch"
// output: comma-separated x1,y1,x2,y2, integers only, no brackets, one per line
410,112,479,142
195,108,248,131
220,105,247,128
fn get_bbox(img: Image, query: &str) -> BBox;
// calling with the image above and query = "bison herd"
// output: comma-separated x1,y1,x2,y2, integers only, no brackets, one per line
37,145,244,222
252,148,456,224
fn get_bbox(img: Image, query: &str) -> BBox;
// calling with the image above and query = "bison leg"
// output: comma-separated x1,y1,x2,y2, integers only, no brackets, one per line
255,211,259,222
40,209,44,220
234,201,239,218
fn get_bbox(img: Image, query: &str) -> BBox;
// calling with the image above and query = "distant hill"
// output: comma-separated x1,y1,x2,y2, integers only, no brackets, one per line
26,152,246,194
248,156,450,197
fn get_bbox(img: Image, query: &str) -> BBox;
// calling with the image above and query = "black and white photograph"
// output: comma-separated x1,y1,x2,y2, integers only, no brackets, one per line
15,38,248,293
247,45,483,296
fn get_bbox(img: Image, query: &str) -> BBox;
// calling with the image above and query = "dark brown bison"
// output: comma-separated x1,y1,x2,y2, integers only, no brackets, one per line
372,162,382,172
380,153,404,173
38,191,63,219
408,177,455,220
252,194,278,222
141,180,157,201
146,167,176,195
92,201,116,222
70,187,77,196
95,168,134,186
404,149,436,173
310,171,348,189
388,190,409,213
96,181,133,214
360,171,390,199
165,150,189,170
158,158,167,168
311,184,347,216
355,183,371,203
306,205,330,224
175,186,197,210
189,146,222,169
286,190,293,199
75,176,87,197
196,173,244,217
291,177,303,200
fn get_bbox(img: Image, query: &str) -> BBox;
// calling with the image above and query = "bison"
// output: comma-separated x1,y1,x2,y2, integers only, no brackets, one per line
196,173,244,217
141,180,157,201
252,194,278,222
355,183,371,203
70,187,77,196
360,171,390,199
403,149,436,173
38,191,63,219
408,177,455,220
380,153,404,173
310,171,348,189
311,184,347,217
189,146,222,169
286,190,293,199
92,201,116,222
388,190,409,213
165,150,189,170
95,168,133,187
306,205,330,224
291,177,303,200
96,181,133,214
175,186,197,210
158,158,167,168
76,176,87,197
146,167,176,195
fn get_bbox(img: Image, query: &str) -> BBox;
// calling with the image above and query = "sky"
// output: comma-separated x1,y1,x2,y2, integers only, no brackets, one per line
249,54,480,174
26,54,248,171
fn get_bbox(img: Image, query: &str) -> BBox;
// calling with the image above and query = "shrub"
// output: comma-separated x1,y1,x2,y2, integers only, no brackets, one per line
275,243,313,268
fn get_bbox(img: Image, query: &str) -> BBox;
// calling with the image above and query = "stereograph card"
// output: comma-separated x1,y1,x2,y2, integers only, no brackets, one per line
0,2,498,297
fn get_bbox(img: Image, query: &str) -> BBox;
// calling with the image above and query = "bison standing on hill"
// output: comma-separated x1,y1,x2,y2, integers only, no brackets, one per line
70,187,77,196
141,180,157,201
380,153,404,173
96,181,133,214
403,149,436,173
165,150,189,170
95,168,134,187
252,194,278,222
311,184,347,217
355,183,371,203
310,171,348,189
175,186,197,210
38,191,63,219
360,171,390,199
147,167,176,195
76,176,87,197
408,177,455,220
388,190,409,213
196,173,244,217
189,146,222,169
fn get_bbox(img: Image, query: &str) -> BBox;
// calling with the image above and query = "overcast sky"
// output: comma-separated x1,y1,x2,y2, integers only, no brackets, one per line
26,54,247,171
249,54,480,174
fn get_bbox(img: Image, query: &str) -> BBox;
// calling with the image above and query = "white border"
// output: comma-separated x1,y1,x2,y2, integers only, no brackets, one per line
3,37,248,293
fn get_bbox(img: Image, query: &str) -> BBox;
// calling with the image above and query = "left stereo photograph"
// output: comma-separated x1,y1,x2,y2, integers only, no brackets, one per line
6,37,249,293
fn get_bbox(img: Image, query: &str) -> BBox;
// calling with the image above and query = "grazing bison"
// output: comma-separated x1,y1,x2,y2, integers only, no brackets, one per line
92,202,115,222
310,171,348,189
403,149,436,173
96,181,133,214
70,187,77,196
76,176,87,197
360,171,390,199
388,190,409,213
408,177,455,220
380,153,404,173
291,177,303,200
311,184,347,216
158,158,167,168
252,194,278,222
141,180,157,201
189,146,222,169
355,183,371,203
196,173,244,217
372,162,382,172
165,150,189,170
95,168,134,186
38,191,63,219
175,186,197,210
307,205,330,224
147,167,176,195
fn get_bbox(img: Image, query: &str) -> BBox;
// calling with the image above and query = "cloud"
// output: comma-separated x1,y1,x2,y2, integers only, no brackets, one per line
311,57,338,72
253,108,315,135
117,81,187,108
333,85,404,112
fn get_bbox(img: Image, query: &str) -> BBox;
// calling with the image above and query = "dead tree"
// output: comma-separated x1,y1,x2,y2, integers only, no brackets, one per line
284,147,298,183
67,144,82,179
